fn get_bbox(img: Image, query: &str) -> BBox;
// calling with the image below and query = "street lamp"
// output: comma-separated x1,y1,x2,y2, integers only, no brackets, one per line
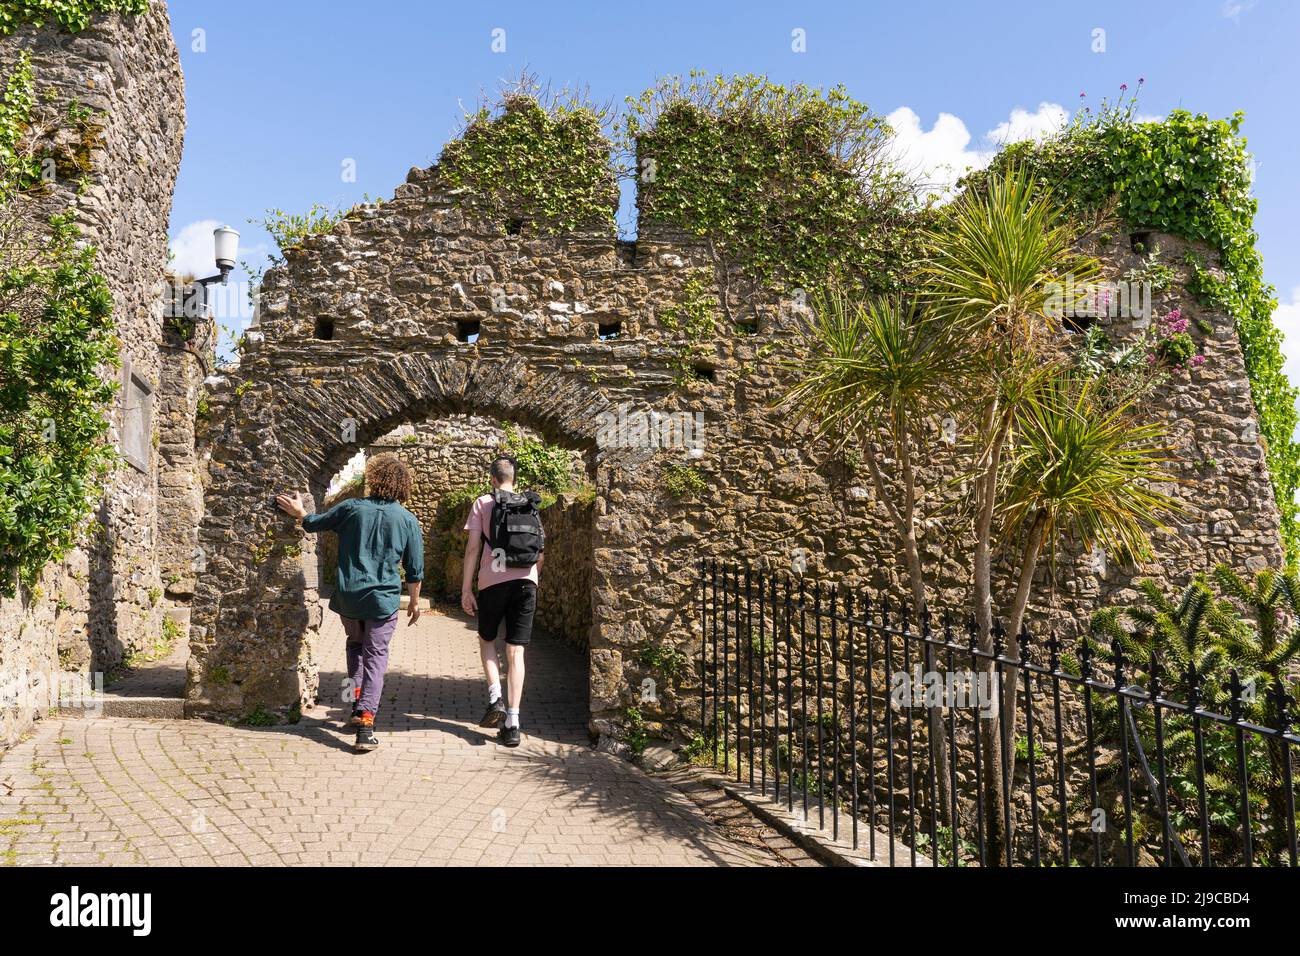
173,225,239,340
212,225,239,279
195,224,239,293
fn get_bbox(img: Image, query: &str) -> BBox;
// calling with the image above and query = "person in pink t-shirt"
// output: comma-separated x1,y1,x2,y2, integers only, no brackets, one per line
462,456,544,747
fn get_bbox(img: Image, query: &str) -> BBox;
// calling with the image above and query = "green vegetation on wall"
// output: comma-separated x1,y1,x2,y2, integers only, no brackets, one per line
0,56,119,595
626,72,922,299
981,90,1300,560
440,81,619,234
500,423,574,493
659,269,719,386
0,0,147,36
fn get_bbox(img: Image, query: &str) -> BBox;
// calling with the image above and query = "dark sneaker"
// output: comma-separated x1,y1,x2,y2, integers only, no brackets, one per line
348,704,362,727
480,698,506,728
497,725,521,748
355,713,379,752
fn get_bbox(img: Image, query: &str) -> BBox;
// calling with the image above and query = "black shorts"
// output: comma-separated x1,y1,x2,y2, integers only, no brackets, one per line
477,580,537,646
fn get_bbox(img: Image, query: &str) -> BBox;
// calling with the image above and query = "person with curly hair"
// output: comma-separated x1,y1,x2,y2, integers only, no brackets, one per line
277,452,424,752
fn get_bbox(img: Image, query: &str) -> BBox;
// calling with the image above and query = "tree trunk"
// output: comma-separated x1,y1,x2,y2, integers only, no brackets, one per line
863,429,955,834
973,403,1009,865
999,510,1049,785
898,438,953,831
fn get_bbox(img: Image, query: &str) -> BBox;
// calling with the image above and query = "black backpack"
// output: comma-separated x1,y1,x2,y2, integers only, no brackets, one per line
484,489,545,567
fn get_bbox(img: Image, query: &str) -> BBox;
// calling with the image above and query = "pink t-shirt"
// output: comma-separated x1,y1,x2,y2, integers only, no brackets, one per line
464,493,540,590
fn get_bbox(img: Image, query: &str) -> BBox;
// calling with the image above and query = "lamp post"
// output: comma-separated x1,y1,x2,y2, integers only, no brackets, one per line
174,225,240,325
168,226,239,373
191,224,240,300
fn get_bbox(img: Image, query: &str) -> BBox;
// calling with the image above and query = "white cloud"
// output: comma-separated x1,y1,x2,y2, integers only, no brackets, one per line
985,102,1069,148
168,218,223,279
1223,0,1256,21
886,101,1069,197
885,107,992,196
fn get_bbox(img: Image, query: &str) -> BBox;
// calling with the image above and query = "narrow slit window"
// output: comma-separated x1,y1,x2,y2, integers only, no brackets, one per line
598,320,622,340
457,319,481,344
314,317,335,340
692,365,715,383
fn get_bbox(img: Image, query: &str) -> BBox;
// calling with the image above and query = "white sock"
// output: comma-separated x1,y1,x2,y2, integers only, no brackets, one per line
488,682,501,704
505,708,520,729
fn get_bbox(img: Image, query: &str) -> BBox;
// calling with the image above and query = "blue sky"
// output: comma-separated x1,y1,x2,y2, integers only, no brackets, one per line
166,0,1300,369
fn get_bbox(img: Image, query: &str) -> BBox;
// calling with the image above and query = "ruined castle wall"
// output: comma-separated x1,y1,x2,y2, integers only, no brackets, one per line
192,153,1284,750
0,1,185,747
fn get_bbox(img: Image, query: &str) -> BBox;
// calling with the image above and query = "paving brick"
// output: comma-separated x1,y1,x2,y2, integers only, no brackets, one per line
0,606,791,866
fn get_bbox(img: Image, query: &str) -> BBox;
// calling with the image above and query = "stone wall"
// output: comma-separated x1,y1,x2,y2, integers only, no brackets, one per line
532,493,595,650
0,1,186,747
157,315,216,604
190,124,1284,751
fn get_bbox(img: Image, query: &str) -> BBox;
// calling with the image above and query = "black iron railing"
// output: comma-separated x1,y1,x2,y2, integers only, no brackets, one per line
695,559,1300,867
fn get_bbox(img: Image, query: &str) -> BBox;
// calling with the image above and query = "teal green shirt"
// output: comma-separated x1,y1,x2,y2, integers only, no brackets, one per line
303,497,424,621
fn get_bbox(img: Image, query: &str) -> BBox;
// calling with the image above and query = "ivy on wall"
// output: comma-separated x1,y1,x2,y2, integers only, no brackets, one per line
980,94,1300,561
0,56,119,595
439,83,620,234
659,269,719,386
0,0,147,36
436,72,925,299
625,72,923,301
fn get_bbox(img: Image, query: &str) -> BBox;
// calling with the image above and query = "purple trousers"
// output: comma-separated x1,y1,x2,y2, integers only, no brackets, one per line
341,611,399,716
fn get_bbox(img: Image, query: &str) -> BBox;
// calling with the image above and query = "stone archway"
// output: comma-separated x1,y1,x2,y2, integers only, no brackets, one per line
189,351,651,727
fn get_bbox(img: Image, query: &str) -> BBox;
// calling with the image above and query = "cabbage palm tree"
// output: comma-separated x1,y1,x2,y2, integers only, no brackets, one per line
1000,372,1179,723
782,288,969,821
921,164,1100,863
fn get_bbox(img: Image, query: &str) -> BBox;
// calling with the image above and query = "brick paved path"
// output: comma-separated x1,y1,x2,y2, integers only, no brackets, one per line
0,606,780,866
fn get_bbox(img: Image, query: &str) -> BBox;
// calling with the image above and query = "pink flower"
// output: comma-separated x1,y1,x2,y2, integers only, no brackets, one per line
1120,83,1128,91
1191,354,1207,368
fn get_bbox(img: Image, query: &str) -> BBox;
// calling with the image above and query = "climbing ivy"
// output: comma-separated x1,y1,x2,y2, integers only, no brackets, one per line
439,81,619,234
0,0,147,36
0,57,119,595
624,73,922,301
658,269,719,386
978,90,1300,561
